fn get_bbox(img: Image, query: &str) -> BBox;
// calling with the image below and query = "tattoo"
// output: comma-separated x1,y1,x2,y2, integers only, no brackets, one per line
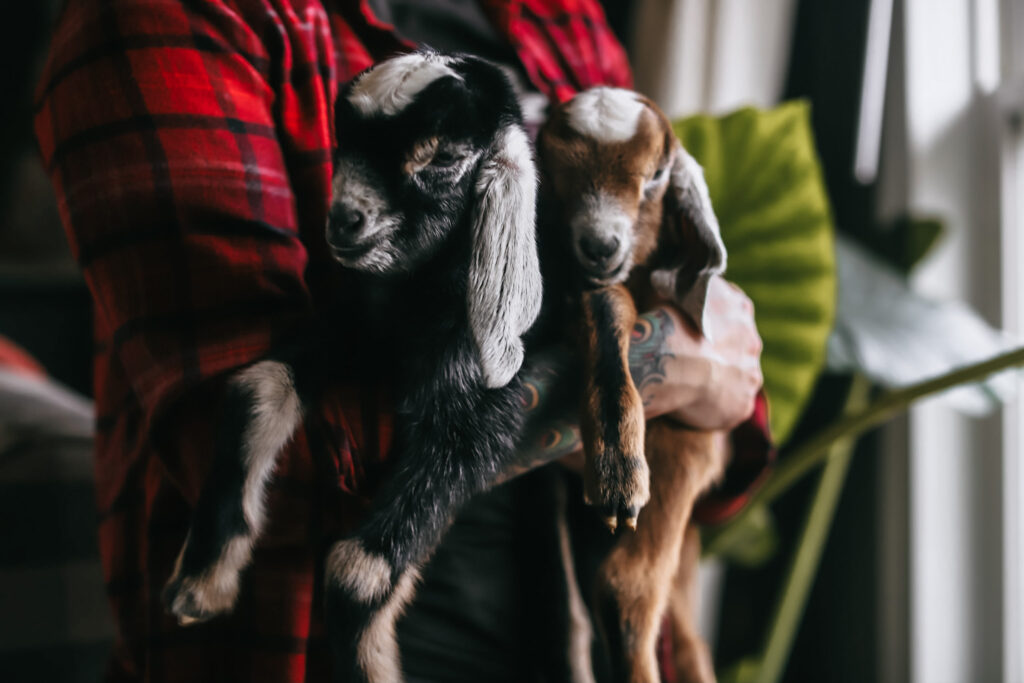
493,311,674,487
494,420,582,486
488,347,584,487
518,354,562,414
628,309,674,407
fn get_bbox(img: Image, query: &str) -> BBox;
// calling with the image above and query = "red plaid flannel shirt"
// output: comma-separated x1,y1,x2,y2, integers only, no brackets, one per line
34,1,768,681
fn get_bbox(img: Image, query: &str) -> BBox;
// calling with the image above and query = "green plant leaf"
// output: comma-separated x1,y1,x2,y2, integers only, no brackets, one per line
896,215,945,272
711,346,1024,542
673,102,837,444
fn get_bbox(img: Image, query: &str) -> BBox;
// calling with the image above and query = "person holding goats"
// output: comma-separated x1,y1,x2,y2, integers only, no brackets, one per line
33,0,766,681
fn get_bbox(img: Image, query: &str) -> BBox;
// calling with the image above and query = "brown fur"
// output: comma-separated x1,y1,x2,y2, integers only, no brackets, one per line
579,284,649,530
539,92,728,683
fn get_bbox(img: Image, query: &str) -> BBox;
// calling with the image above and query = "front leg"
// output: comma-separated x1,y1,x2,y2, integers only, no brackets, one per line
597,424,724,683
580,285,649,532
666,525,717,683
325,378,526,683
163,358,306,624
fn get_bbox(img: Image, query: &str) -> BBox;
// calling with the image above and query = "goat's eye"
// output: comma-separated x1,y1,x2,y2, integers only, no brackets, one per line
644,165,669,193
430,150,461,168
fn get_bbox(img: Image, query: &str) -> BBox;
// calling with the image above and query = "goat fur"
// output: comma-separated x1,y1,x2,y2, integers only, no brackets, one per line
162,52,542,683
538,87,729,683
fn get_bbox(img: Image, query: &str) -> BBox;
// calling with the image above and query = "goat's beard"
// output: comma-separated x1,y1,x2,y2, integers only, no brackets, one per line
335,240,400,273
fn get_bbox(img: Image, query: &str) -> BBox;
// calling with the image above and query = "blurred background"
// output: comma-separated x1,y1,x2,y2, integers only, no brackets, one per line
3,1,1024,682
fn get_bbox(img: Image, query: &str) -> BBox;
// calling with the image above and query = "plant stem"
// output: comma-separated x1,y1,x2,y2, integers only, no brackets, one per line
709,346,1024,542
752,376,869,683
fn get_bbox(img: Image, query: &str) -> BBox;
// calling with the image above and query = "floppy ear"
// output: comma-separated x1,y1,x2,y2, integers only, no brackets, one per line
468,124,543,388
651,140,727,339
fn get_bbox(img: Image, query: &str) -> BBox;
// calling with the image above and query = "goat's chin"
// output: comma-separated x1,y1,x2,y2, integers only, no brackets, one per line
582,258,631,289
334,243,400,274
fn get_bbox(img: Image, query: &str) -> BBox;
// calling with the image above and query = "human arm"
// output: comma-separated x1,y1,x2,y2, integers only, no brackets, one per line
630,277,764,430
32,3,405,678
502,275,763,482
32,0,392,500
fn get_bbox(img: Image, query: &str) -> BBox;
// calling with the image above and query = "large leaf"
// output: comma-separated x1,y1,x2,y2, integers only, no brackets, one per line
673,103,836,444
827,235,1019,415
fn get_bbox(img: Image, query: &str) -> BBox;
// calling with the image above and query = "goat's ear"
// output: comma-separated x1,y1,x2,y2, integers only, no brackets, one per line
650,140,727,339
468,124,543,388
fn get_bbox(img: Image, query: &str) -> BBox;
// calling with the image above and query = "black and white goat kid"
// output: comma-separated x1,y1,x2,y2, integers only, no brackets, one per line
161,52,542,683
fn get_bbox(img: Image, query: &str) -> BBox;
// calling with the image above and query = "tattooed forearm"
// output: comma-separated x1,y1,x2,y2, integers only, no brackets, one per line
628,309,675,407
518,350,566,415
496,310,677,487
487,347,584,486
495,419,582,486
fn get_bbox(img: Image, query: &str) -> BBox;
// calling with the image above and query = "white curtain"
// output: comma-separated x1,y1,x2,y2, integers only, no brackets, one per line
630,0,798,118
625,0,798,647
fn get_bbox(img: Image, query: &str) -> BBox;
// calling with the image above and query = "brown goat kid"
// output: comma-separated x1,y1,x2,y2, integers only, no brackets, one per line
538,88,729,683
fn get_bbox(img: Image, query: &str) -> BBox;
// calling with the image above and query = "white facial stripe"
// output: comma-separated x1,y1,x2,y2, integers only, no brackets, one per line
348,53,463,116
565,87,646,143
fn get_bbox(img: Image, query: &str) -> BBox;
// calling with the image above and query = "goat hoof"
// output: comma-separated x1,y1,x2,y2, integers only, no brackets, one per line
162,569,237,626
584,448,650,533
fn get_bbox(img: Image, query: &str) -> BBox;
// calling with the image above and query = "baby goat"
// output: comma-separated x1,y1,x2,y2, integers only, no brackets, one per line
538,88,728,683
161,52,542,683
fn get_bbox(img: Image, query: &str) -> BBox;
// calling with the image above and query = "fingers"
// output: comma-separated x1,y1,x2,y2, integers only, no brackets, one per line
637,280,764,428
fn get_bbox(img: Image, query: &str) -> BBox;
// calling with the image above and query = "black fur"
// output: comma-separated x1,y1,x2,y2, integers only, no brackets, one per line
328,56,527,276
326,54,539,683
585,290,646,526
323,212,530,682
163,52,540,683
589,291,625,461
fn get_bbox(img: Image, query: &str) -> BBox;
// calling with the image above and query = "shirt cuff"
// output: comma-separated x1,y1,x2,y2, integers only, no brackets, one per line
692,390,775,526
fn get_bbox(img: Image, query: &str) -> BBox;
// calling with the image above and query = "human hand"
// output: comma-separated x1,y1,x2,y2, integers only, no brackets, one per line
499,277,761,484
630,276,763,430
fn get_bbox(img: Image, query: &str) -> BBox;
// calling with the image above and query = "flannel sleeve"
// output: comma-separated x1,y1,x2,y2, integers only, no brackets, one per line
33,0,379,503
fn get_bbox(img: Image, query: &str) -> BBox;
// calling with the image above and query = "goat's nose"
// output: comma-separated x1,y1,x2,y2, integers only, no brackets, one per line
579,234,620,265
328,204,366,238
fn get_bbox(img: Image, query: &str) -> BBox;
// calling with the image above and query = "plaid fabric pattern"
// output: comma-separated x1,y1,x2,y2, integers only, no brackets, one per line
32,1,640,681
480,0,632,102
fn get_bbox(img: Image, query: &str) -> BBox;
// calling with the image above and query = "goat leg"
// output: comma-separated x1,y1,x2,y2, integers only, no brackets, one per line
163,356,308,624
325,374,526,683
665,525,717,683
579,285,650,533
595,422,722,683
